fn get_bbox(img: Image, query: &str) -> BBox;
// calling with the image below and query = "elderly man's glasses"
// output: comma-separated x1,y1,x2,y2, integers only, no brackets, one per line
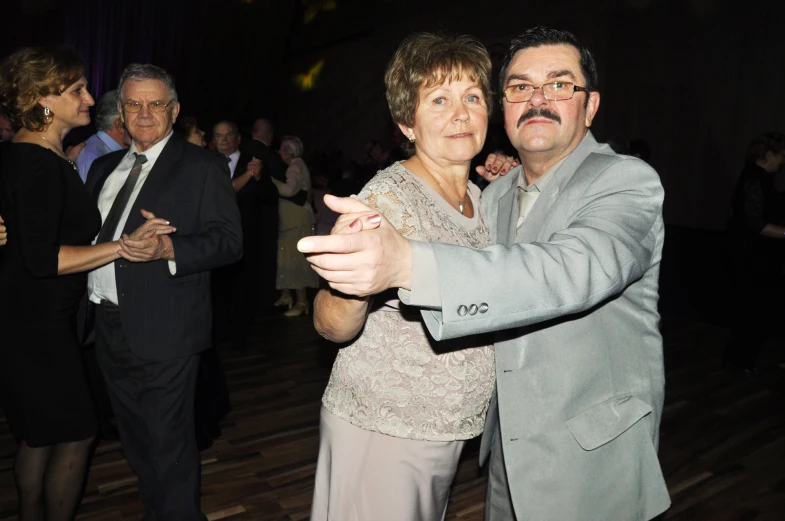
122,100,172,113
502,81,589,103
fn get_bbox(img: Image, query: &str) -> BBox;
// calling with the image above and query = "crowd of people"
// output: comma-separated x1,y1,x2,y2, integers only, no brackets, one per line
0,21,783,521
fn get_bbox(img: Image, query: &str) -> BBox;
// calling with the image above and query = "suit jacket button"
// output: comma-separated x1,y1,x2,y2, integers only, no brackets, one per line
479,303,489,313
469,304,478,315
457,305,468,316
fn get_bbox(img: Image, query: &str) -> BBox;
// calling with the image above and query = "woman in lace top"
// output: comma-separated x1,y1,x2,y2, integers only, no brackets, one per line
310,34,496,521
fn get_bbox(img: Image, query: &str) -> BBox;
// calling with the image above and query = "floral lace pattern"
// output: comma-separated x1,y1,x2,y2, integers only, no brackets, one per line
322,163,495,441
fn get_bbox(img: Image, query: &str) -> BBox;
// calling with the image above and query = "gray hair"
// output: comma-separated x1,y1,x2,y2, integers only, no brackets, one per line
118,63,178,103
213,120,239,135
280,135,304,158
94,89,121,131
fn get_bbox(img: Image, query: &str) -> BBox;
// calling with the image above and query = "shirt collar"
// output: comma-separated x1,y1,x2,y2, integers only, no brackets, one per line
517,156,567,193
229,150,241,162
96,131,124,153
127,130,174,165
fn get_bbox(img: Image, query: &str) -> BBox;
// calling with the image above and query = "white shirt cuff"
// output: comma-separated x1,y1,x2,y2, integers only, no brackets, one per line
168,260,177,275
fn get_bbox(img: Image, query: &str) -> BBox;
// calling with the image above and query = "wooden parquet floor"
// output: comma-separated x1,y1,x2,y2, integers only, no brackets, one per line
1,313,783,520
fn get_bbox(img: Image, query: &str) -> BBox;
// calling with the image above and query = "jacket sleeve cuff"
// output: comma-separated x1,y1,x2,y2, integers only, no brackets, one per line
397,240,442,310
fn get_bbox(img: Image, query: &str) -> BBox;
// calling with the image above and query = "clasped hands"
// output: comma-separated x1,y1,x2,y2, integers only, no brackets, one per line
297,194,410,297
246,157,262,180
118,209,176,262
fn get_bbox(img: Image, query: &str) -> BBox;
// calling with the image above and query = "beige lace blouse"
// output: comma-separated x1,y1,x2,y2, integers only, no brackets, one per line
321,162,495,441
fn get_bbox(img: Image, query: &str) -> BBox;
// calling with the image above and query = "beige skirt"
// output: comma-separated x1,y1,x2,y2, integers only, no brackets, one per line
311,407,466,521
276,199,319,290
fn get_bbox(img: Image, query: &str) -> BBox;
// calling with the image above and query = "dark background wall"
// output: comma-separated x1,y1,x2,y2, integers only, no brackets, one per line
3,0,783,230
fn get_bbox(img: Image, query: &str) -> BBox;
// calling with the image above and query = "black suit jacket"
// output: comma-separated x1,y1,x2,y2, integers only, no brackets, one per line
85,133,243,360
241,138,287,182
232,151,279,210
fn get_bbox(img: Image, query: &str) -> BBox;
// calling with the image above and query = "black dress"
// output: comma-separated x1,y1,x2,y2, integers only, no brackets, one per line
0,142,101,447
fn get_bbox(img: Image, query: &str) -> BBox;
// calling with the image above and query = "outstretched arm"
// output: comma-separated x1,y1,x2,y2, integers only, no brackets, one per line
300,160,664,341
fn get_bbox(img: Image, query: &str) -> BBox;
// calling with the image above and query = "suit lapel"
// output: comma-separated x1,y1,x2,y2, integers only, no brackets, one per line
122,134,183,235
86,151,125,203
496,185,516,246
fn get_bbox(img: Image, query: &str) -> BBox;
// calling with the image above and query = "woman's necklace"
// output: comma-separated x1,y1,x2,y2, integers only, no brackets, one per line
435,178,464,214
34,132,78,171
414,157,466,214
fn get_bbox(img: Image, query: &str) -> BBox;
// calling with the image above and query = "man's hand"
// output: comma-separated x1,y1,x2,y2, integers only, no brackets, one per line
245,157,262,180
475,152,519,182
297,195,411,296
66,142,86,162
0,215,6,247
118,234,175,262
127,209,176,241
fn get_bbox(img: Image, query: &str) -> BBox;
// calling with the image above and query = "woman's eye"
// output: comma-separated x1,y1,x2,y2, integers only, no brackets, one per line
433,97,445,105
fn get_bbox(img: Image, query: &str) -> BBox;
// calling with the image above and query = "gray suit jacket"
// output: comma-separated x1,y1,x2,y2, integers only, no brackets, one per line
413,133,670,520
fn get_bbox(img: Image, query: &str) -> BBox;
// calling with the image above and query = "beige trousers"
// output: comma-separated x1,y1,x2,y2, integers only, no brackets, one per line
311,407,466,521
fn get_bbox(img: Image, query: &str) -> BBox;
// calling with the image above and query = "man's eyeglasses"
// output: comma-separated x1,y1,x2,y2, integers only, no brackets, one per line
213,133,237,141
122,100,173,113
502,81,589,103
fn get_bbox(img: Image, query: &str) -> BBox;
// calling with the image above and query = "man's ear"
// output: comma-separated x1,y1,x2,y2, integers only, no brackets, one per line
584,91,600,128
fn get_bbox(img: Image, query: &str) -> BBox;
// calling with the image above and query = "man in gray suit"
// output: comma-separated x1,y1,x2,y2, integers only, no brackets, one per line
299,26,670,520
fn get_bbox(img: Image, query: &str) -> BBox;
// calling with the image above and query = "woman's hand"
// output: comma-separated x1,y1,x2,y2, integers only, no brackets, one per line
127,209,176,241
476,152,519,182
0,215,7,247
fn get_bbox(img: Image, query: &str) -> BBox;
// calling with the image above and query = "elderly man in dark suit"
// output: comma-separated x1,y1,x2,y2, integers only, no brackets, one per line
86,64,242,521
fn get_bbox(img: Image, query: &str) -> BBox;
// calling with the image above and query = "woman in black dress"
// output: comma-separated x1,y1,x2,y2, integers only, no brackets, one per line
0,47,173,521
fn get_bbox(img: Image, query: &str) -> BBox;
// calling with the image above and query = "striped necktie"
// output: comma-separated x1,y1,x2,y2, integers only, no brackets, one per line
95,153,148,243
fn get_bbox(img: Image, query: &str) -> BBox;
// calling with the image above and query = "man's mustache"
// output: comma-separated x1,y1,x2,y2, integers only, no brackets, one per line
517,108,561,128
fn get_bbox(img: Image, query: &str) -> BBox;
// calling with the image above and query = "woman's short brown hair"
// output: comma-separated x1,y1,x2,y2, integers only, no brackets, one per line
177,116,200,139
0,46,85,132
384,33,493,131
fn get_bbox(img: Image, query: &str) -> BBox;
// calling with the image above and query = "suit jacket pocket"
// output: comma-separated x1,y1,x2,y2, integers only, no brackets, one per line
169,272,205,287
566,395,652,451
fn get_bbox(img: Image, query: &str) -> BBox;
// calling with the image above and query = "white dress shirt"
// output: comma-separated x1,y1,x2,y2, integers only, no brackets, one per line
227,150,240,177
88,132,174,305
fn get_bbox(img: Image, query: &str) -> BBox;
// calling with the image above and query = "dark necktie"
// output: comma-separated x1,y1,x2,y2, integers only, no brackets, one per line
96,153,148,244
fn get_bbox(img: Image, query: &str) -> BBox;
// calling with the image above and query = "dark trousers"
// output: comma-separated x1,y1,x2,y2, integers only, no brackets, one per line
95,304,206,521
229,240,265,349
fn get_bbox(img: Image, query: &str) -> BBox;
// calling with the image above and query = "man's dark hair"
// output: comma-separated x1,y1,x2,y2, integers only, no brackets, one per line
498,27,599,105
745,132,785,165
